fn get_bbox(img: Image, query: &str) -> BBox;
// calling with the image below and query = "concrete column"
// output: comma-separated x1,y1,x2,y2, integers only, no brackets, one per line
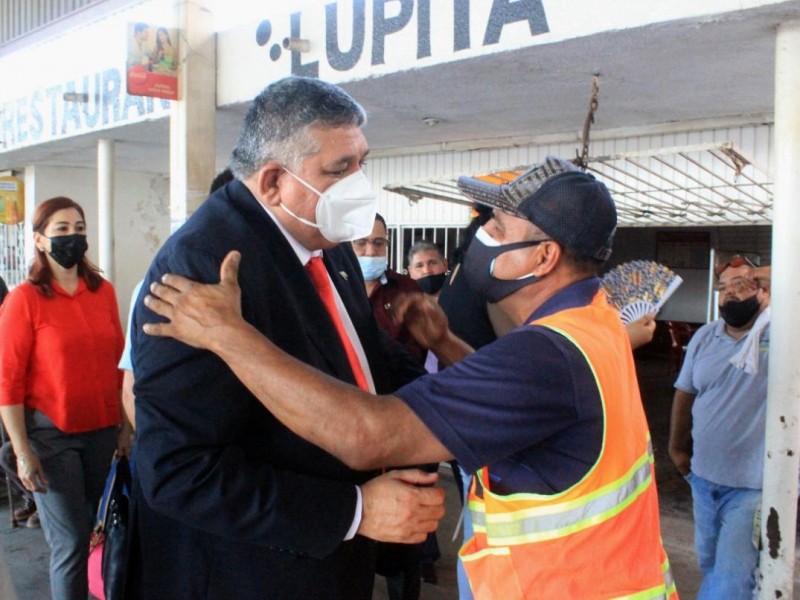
758,20,800,600
169,0,216,233
97,139,115,281
23,165,36,275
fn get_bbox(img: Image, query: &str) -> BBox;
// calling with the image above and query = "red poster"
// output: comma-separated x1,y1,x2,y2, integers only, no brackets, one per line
126,22,179,100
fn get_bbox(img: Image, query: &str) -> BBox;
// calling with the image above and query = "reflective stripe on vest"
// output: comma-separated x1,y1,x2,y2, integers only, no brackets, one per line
469,441,655,544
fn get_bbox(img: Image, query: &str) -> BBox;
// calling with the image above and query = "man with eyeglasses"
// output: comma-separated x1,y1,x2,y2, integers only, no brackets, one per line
353,214,426,366
669,255,771,599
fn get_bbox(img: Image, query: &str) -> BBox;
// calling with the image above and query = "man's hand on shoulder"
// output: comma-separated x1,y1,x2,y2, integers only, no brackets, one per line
144,250,246,351
358,469,445,544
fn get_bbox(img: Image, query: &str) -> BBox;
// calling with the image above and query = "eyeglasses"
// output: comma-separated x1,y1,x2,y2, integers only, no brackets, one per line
352,237,389,250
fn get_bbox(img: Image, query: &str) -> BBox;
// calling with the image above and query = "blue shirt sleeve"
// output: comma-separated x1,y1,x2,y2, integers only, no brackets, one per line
396,324,603,494
118,280,143,372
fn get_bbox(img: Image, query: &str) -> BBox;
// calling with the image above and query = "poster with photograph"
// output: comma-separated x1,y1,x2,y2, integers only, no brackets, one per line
0,176,24,226
126,22,179,100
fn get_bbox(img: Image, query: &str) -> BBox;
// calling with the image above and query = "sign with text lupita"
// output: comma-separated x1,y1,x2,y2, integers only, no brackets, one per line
126,22,179,100
217,0,549,105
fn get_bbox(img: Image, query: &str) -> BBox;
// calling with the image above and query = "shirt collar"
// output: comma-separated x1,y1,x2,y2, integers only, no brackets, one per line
524,277,600,324
261,203,320,265
51,277,87,297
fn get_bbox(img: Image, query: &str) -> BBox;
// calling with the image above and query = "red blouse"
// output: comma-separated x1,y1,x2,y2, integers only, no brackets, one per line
0,278,124,433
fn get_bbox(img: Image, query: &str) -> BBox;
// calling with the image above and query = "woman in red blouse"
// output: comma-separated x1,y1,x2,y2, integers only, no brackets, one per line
0,196,129,600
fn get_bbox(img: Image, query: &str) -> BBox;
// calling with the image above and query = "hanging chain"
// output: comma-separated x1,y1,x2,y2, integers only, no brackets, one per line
575,75,600,171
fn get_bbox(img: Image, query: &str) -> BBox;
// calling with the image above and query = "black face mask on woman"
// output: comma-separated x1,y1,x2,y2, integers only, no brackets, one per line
719,295,760,328
463,227,546,303
46,234,88,269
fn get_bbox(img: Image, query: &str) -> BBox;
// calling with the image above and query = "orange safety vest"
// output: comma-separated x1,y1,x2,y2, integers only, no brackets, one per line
460,291,678,600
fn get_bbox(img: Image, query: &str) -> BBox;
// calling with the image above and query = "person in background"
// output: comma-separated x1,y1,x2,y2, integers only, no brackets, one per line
0,275,40,527
119,280,143,430
353,214,425,365
407,240,448,298
126,76,443,600
0,197,129,600
0,442,40,527
151,27,175,73
141,155,677,599
352,214,429,598
404,239,456,584
127,23,151,69
669,256,771,599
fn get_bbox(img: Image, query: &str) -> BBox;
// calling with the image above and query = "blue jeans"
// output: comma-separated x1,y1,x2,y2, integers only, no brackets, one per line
687,472,761,600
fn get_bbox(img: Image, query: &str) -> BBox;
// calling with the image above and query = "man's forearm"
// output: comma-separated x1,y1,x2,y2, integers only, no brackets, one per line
208,320,451,469
668,390,695,456
430,331,474,367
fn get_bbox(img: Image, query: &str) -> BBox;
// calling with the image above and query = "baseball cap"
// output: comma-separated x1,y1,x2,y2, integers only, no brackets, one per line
457,156,617,261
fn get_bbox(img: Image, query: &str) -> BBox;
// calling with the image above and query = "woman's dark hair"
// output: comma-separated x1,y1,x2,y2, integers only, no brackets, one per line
29,197,103,297
156,27,172,53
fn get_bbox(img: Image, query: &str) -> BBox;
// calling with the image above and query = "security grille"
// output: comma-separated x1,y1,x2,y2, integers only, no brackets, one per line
384,142,773,227
0,222,25,288
386,225,466,274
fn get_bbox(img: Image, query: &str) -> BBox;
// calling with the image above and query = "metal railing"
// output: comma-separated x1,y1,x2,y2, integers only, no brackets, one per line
0,223,25,288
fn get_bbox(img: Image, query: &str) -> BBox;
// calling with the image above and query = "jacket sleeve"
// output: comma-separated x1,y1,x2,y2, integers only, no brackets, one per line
377,328,428,393
131,242,359,559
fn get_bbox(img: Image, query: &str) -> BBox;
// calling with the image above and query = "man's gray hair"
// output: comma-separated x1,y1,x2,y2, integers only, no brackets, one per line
230,77,367,180
407,240,444,265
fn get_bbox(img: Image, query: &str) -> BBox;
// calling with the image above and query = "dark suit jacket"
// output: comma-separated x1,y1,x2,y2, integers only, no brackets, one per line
126,180,403,599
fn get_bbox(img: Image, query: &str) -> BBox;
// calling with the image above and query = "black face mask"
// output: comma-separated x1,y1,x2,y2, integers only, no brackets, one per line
463,229,543,303
416,273,447,295
719,295,760,328
47,234,88,269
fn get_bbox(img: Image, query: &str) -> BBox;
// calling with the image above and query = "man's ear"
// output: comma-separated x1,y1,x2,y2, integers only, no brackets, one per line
254,162,285,207
532,240,561,277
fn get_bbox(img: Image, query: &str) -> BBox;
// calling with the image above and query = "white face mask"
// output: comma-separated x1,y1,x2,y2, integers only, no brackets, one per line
280,168,378,243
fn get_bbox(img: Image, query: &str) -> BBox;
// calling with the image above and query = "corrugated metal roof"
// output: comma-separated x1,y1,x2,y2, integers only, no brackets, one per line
384,142,773,227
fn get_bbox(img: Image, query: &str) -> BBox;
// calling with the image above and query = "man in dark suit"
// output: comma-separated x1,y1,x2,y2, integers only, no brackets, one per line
126,77,444,599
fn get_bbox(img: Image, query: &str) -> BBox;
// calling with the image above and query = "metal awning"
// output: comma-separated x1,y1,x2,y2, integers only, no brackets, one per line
384,142,773,227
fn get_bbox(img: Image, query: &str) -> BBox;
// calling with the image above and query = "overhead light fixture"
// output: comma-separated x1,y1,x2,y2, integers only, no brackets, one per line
422,116,441,127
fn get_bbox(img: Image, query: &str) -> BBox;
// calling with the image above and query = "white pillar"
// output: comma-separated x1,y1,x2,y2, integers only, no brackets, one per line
170,0,216,233
758,20,800,600
97,139,115,281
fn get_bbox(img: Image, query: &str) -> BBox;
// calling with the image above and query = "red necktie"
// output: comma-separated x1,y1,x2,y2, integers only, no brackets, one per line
305,257,370,391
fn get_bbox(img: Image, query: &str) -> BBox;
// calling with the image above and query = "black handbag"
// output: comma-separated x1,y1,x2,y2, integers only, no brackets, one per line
89,453,131,600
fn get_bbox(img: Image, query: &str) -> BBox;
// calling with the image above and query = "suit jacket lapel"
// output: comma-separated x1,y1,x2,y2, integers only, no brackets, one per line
225,184,359,386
